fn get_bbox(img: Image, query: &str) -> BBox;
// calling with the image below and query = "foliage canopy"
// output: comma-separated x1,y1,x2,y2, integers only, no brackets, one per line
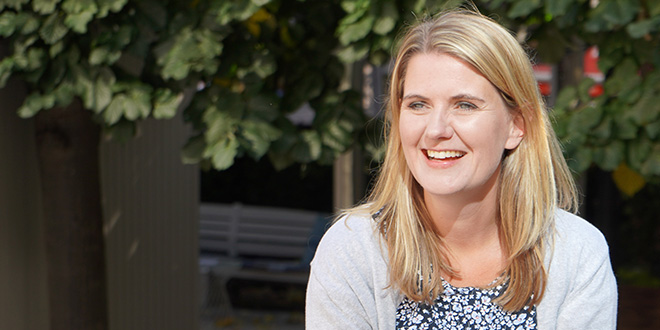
1,0,659,192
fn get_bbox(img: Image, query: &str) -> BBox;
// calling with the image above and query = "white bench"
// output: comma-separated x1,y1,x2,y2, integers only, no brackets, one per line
198,202,329,313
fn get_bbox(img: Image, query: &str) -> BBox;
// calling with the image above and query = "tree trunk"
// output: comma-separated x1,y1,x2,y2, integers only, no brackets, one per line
35,100,108,330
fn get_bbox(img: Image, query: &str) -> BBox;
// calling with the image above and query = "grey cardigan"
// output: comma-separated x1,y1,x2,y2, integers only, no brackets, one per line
306,209,618,329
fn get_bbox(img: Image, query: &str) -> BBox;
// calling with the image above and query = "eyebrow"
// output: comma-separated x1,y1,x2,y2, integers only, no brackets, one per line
401,94,429,101
401,93,486,103
450,93,486,103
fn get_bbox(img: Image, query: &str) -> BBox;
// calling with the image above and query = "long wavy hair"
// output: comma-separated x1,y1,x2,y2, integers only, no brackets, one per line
350,9,578,311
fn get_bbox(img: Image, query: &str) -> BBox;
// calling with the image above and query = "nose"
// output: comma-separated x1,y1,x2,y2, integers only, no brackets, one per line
425,108,454,140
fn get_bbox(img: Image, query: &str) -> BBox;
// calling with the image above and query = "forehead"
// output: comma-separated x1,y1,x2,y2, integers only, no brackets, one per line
402,53,499,98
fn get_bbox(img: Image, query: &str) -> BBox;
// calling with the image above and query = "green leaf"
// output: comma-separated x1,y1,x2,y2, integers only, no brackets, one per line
339,0,370,24
593,140,625,171
102,82,151,124
373,2,398,36
240,120,282,159
627,136,651,170
62,0,98,33
645,121,660,140
567,146,593,173
156,27,223,80
213,0,261,25
124,85,152,120
204,106,239,143
24,47,46,71
181,135,206,164
293,130,322,163
64,10,95,34
17,92,53,118
322,119,353,151
338,14,374,46
246,94,279,122
267,128,297,170
283,72,324,111
214,90,245,120
640,145,660,177
336,41,369,63
586,0,641,32
628,89,660,125
597,46,625,74
555,86,578,110
19,12,39,34
604,58,640,97
508,0,542,18
590,116,611,143
544,0,572,17
0,12,17,37
97,0,128,17
104,94,128,125
251,50,276,78
62,0,95,15
50,41,64,57
626,16,660,38
206,137,239,170
77,66,114,112
39,13,69,44
93,70,114,112
649,1,660,17
89,46,121,65
340,0,366,14
1,0,29,10
0,57,14,87
52,81,75,106
614,117,639,140
250,0,271,6
32,0,59,14
568,103,603,132
153,89,183,119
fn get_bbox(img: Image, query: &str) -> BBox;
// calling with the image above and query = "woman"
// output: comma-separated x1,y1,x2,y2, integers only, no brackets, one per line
306,9,617,330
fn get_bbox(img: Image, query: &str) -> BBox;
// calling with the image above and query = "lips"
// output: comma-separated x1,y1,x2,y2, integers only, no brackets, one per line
424,149,466,160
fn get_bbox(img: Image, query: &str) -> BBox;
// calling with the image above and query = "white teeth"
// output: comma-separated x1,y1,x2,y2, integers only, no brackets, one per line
426,150,465,160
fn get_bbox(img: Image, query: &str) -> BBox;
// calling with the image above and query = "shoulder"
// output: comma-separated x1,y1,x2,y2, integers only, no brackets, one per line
312,211,385,265
547,208,611,274
324,211,379,240
552,208,609,256
538,210,618,329
307,211,398,329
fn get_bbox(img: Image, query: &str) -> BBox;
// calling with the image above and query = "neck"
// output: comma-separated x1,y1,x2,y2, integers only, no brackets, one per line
424,178,506,286
423,169,502,251
421,168,507,286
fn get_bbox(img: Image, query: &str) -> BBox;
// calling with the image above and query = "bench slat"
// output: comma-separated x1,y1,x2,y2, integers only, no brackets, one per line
199,202,328,272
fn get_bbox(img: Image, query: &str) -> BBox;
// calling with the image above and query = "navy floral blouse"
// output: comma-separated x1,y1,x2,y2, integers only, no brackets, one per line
396,279,537,329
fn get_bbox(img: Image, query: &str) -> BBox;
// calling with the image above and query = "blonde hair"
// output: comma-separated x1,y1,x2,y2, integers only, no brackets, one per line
351,9,578,311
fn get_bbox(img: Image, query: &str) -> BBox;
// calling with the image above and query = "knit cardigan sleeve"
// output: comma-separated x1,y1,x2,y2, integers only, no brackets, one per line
537,209,618,329
305,214,400,329
306,209,618,330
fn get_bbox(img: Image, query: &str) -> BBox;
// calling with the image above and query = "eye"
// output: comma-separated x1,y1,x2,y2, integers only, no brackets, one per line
405,101,427,111
457,101,477,111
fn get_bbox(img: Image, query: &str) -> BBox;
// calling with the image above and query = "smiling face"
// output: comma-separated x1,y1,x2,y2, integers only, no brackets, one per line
399,53,524,203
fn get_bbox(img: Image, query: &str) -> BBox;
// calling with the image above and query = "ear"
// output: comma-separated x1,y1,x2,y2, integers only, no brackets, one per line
505,111,525,150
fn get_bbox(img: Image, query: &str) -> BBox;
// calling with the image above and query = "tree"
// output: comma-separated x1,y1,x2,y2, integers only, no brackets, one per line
333,0,660,194
2,0,660,328
1,1,183,328
0,0,364,328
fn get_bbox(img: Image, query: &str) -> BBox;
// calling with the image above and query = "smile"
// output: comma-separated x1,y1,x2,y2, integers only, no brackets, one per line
425,149,466,160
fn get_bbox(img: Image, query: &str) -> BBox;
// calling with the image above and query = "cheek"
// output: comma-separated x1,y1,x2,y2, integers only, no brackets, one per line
466,120,511,157
398,114,422,147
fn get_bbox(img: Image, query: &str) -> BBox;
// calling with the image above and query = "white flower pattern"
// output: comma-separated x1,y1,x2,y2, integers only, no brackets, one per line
396,279,537,330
